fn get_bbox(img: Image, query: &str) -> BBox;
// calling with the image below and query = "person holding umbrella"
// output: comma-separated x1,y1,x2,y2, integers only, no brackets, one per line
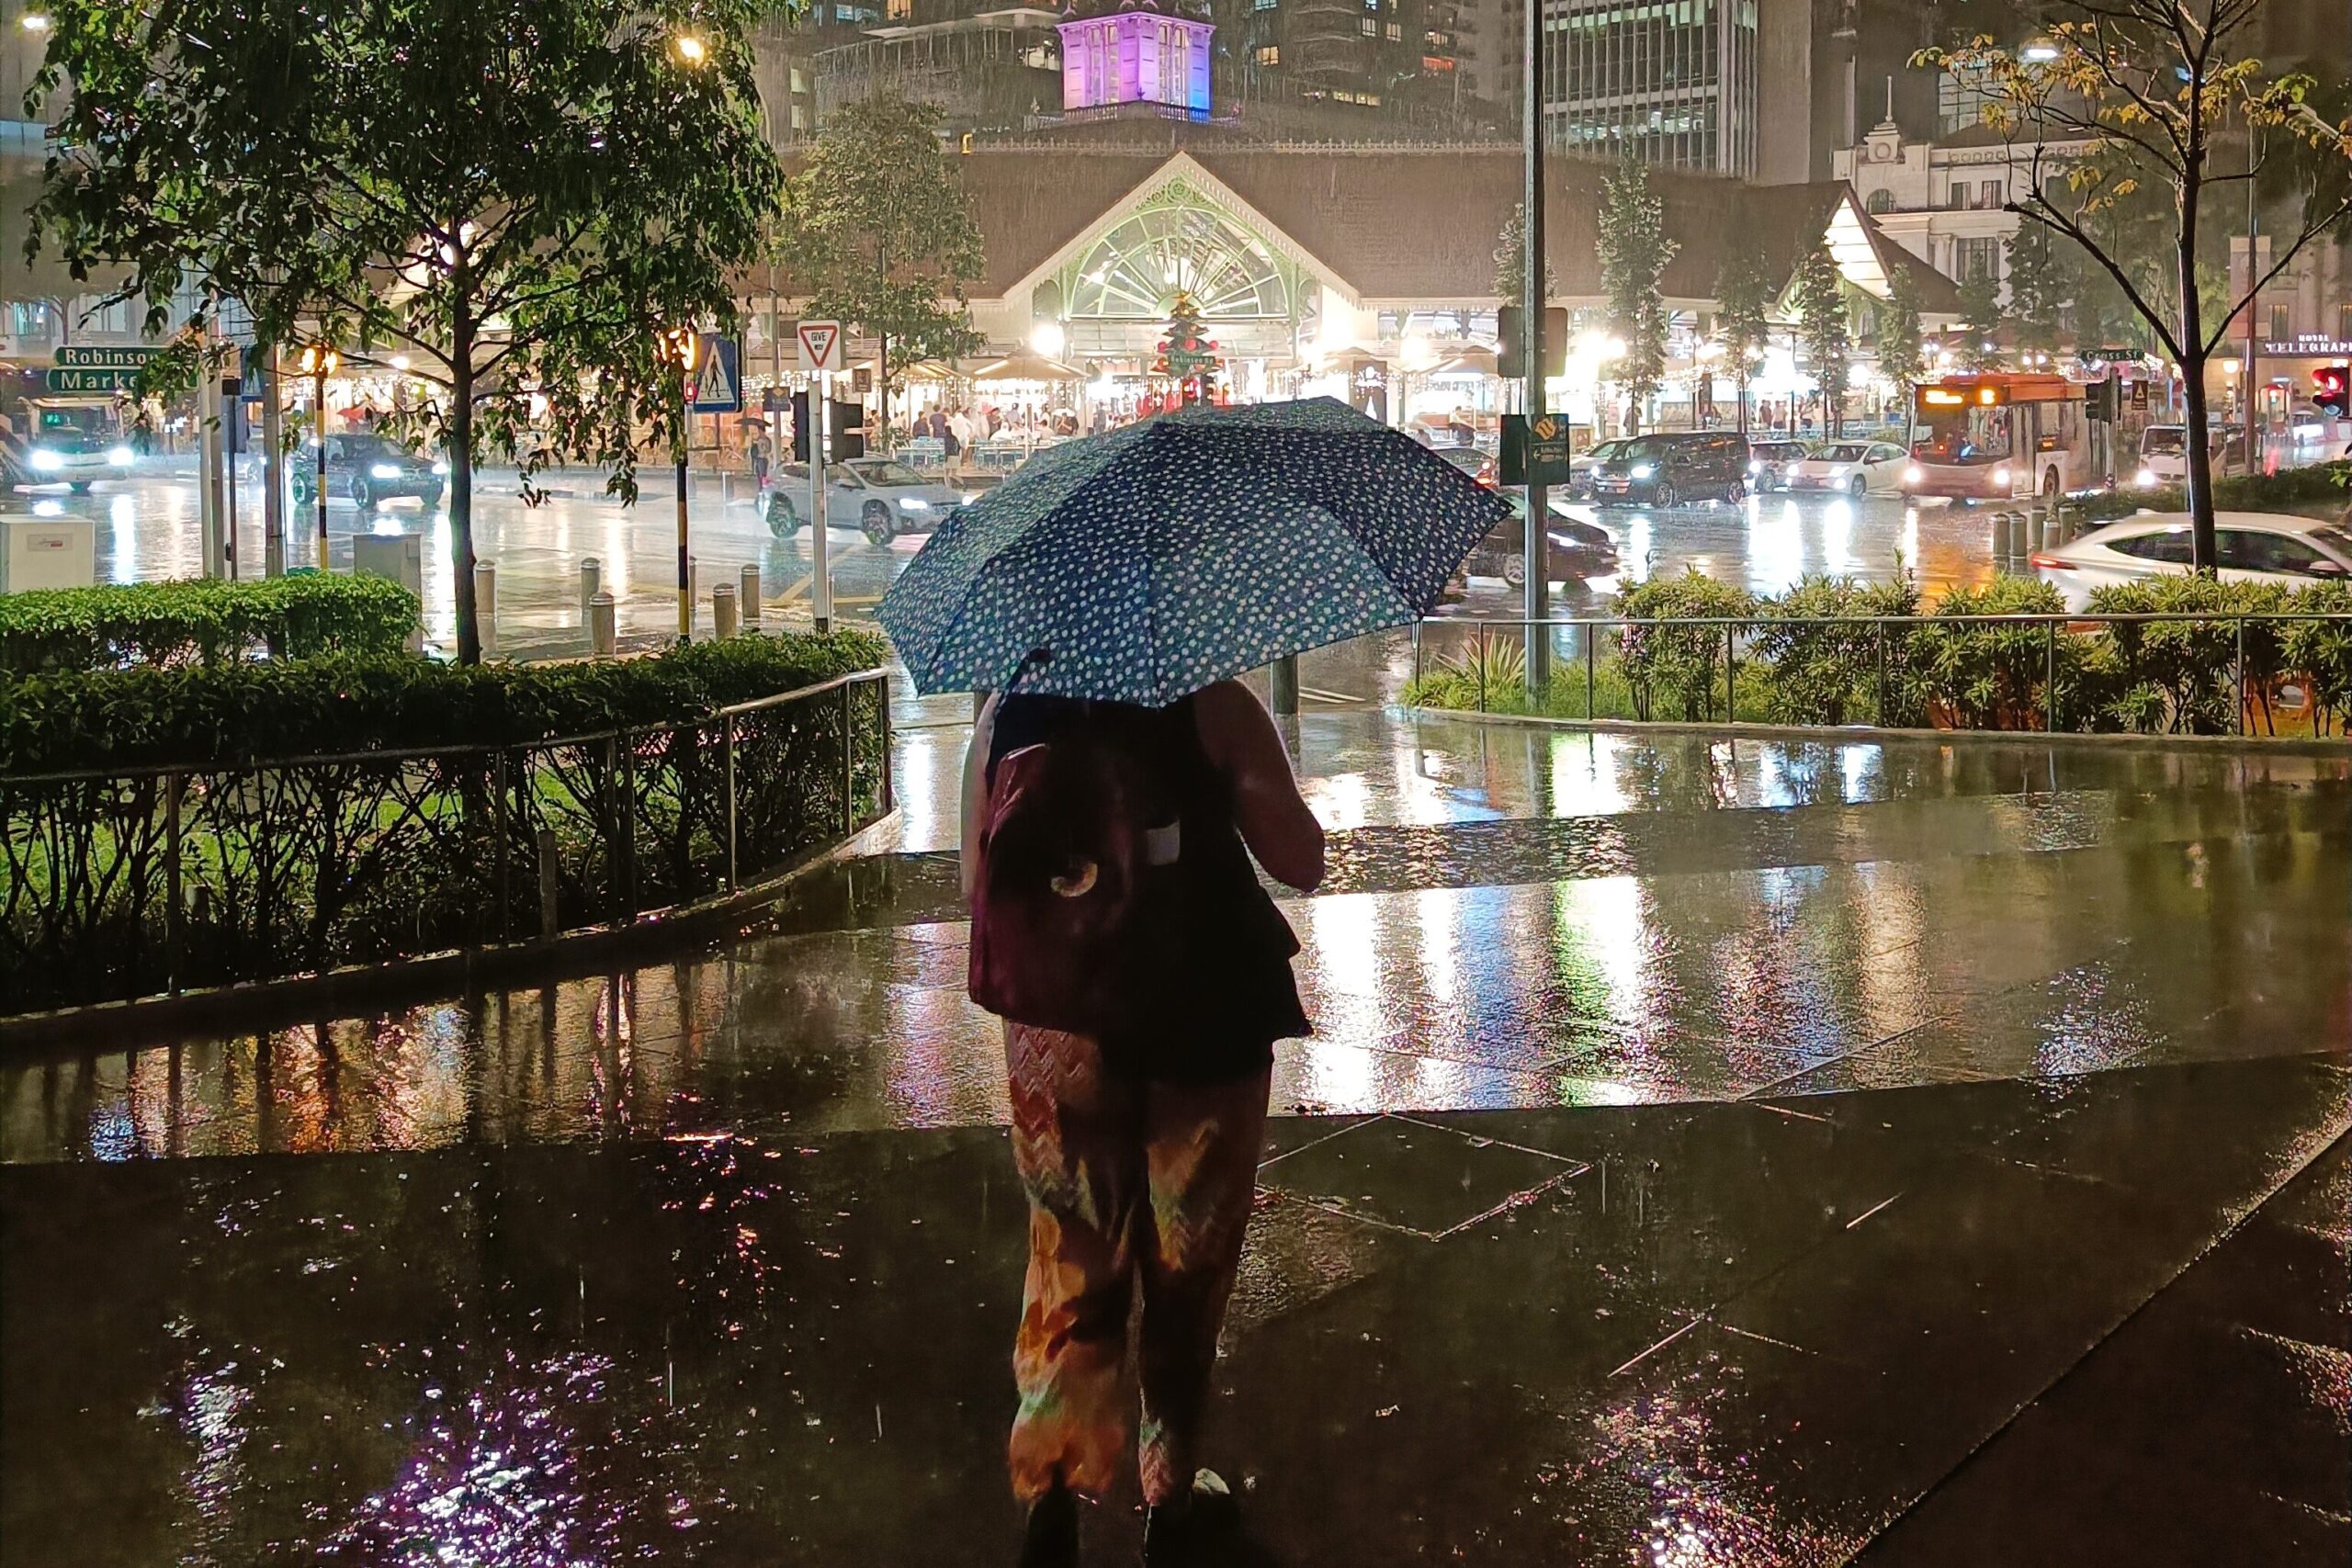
879,398,1510,1568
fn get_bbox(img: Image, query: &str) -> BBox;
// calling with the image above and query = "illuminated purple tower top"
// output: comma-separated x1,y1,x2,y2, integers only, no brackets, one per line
1057,0,1214,119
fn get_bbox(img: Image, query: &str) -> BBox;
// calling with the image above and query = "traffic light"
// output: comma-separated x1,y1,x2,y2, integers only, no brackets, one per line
1496,305,1567,380
830,400,865,461
2314,364,2350,419
790,390,812,461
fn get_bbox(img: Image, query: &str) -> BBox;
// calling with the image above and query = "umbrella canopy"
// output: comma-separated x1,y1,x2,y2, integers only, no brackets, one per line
970,353,1082,383
876,397,1511,704
1430,345,1499,376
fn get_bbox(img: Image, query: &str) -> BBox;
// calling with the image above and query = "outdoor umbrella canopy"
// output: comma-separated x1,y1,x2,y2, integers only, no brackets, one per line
876,397,1512,705
968,353,1083,383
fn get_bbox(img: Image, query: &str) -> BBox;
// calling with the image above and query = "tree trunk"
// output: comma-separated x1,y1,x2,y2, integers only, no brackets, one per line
2179,349,2218,574
1736,378,1747,438
450,322,481,664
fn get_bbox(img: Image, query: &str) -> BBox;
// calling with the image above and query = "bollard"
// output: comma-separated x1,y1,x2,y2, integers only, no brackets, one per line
740,563,761,625
589,591,616,656
1992,511,2013,563
535,828,561,938
2027,511,2046,554
2056,504,2077,546
580,558,601,624
475,559,498,652
1270,653,1300,716
713,582,739,639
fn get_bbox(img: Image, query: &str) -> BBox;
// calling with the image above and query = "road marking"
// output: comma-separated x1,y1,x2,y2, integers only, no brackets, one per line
780,575,813,604
1300,684,1363,705
832,592,884,607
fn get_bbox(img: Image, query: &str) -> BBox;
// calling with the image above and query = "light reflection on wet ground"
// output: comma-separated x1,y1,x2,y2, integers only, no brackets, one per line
5,719,2347,1565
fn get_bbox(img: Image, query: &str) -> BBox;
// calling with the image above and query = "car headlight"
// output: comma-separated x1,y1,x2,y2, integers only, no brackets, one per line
2133,468,2157,487
107,445,135,467
28,449,62,471
432,460,449,477
368,463,402,479
899,497,930,511
1903,465,1923,485
1991,467,2011,486
1747,460,1763,475
1827,466,1849,478
1629,463,1655,479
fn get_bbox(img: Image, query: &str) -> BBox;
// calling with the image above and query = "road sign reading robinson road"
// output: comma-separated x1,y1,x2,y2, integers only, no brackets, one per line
797,320,845,375
53,345,161,370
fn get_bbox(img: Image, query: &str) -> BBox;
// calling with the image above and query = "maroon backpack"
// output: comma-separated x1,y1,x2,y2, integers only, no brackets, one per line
967,710,1189,1039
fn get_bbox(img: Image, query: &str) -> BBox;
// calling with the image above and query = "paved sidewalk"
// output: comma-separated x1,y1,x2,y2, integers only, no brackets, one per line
3,716,2347,1564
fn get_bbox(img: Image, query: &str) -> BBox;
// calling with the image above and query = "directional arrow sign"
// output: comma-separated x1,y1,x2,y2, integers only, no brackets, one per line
797,320,844,375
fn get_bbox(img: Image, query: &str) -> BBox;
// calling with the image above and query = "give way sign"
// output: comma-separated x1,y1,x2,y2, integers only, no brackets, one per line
797,320,845,374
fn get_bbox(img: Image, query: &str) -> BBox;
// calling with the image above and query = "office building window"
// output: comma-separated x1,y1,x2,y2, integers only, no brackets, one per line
1385,20,1401,39
1866,188,1894,214
2339,302,2352,339
1955,236,2000,279
789,67,806,92
790,104,807,130
2269,303,2290,340
1980,178,2001,208
1361,16,1376,32
1255,42,1279,62
1949,182,1968,209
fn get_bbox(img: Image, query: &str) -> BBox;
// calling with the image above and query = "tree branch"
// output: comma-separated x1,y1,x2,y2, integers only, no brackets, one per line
2199,194,2352,356
2011,198,2187,361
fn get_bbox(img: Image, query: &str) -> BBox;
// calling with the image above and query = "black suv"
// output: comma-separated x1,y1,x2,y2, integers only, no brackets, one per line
288,434,447,510
1586,432,1747,507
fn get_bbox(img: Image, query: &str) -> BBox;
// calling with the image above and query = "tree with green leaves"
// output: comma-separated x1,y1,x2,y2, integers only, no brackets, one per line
2005,221,2069,355
1879,261,1927,435
779,94,983,451
1594,162,1677,435
28,0,782,664
1713,245,1775,435
1918,3,2352,571
1954,265,2007,370
1492,201,1557,310
1792,243,1852,436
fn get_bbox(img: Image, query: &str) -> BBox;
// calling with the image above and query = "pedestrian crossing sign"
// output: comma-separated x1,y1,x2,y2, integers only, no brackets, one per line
690,334,742,413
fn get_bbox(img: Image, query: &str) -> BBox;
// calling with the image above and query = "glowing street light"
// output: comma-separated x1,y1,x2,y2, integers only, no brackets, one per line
673,31,707,63
20,11,51,30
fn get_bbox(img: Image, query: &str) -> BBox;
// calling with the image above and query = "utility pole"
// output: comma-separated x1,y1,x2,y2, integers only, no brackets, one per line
262,347,286,576
1521,0,1550,693
2244,124,2262,477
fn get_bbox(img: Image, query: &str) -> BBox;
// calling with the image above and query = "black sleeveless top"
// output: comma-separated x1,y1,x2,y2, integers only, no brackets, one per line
988,694,1311,1082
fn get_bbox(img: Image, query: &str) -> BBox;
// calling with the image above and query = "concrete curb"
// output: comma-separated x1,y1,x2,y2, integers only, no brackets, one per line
1401,705,2352,757
0,811,901,1059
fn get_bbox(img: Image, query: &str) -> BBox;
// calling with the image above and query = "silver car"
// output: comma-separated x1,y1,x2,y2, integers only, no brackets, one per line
2032,510,2352,611
767,457,969,545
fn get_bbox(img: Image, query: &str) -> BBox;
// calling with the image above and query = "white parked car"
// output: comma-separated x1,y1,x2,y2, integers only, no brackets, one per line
768,457,971,545
2031,511,2352,611
1781,440,1910,497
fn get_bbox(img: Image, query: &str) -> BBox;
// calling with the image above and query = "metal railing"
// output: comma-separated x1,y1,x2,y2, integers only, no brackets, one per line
1408,612,2352,739
0,669,893,1016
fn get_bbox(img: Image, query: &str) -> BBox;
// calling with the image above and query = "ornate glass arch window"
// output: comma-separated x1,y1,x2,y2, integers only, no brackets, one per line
1065,189,1290,320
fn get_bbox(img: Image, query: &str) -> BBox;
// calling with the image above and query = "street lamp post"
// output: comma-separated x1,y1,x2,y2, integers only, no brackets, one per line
295,343,340,568
659,326,701,639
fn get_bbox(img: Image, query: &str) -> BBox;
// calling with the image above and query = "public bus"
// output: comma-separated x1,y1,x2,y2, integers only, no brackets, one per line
1901,372,2093,503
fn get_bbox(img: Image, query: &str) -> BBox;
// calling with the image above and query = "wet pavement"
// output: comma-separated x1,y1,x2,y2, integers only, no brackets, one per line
5,713,2349,1563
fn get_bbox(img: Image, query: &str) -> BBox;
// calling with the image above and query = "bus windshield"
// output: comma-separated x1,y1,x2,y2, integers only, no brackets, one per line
1911,405,2014,465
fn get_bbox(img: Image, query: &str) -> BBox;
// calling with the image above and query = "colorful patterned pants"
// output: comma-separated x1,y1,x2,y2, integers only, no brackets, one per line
1004,1021,1270,1506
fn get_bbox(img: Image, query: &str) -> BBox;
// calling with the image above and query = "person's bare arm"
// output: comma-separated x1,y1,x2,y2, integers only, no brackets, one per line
959,694,1000,901
1193,680,1327,892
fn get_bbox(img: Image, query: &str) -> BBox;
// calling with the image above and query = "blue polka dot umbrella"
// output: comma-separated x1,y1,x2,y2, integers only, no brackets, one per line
876,397,1513,704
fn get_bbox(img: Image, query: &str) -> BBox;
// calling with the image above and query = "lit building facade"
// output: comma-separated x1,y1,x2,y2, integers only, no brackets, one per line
1058,5,1215,118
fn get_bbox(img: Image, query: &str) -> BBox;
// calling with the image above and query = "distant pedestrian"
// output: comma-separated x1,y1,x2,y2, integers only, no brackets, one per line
963,679,1325,1568
746,427,770,492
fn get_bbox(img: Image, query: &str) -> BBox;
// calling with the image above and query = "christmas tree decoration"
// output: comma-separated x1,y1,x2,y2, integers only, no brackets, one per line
1153,289,1220,400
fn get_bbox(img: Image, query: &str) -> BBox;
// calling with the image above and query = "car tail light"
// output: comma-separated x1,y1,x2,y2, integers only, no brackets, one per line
2029,552,2068,569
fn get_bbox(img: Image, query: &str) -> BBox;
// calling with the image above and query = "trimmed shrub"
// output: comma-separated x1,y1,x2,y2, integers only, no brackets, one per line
1615,570,1758,721
2282,580,2352,737
1749,573,1924,728
2084,574,2288,734
1907,578,2096,731
0,628,888,775
2075,459,2352,525
0,573,420,672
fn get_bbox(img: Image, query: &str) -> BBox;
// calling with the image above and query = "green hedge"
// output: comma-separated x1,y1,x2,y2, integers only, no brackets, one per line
0,573,422,673
2076,460,2352,525
0,629,889,775
1406,572,2352,738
